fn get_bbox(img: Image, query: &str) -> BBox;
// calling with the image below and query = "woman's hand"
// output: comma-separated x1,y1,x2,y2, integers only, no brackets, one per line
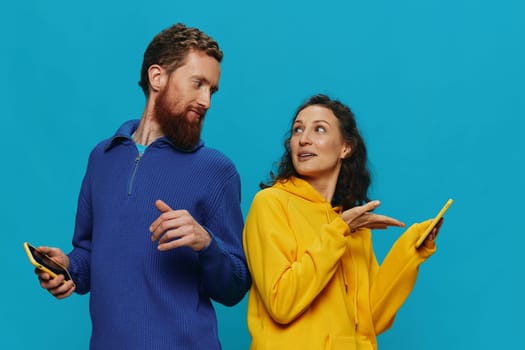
421,217,444,248
340,200,405,232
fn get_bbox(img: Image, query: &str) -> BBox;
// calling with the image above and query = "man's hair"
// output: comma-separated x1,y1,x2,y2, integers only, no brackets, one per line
138,23,223,97
262,94,371,210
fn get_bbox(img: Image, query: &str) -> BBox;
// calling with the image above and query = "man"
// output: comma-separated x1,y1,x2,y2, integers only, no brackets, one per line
35,23,251,350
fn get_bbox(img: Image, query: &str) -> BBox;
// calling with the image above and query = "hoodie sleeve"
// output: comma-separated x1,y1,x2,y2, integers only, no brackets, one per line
368,220,436,334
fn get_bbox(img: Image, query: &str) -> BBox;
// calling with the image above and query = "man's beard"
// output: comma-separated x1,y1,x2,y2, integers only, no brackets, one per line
154,88,204,151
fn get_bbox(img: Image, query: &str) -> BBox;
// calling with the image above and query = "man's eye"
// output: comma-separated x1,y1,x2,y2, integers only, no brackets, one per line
192,80,202,88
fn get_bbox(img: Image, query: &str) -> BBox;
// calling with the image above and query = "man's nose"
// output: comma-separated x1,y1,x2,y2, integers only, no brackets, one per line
197,89,211,110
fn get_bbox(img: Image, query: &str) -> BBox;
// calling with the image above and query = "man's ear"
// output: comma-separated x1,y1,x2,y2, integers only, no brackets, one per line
148,65,166,93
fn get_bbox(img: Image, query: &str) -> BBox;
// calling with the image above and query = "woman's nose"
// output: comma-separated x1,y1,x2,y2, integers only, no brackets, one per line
299,130,312,145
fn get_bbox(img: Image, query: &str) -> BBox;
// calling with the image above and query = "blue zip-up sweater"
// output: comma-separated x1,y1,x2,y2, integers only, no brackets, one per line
67,120,251,350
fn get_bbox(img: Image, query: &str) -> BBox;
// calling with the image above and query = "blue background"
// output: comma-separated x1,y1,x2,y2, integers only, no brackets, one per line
1,0,523,348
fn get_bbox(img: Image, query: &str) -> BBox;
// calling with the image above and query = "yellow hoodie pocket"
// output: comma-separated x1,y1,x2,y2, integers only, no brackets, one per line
326,335,376,350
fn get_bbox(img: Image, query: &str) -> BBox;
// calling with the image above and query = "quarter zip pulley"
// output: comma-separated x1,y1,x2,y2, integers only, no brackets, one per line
128,153,143,195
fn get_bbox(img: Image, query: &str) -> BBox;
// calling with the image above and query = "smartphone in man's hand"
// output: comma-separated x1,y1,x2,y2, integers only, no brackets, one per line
23,242,72,281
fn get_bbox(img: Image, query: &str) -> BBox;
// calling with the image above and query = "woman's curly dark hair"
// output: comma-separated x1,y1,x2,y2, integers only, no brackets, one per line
261,94,371,210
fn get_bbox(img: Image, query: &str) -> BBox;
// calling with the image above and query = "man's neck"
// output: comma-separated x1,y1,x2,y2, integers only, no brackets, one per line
133,110,164,146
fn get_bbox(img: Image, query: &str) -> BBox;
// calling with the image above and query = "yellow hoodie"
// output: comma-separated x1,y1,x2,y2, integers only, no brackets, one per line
243,177,436,350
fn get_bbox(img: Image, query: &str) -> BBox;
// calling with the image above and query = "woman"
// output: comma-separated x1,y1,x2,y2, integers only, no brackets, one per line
242,94,442,350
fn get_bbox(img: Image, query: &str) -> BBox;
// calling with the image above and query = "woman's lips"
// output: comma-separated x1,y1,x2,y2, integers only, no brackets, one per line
297,152,316,160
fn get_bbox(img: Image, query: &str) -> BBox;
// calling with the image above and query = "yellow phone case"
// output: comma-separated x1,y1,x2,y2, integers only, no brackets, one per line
23,242,71,280
415,199,454,248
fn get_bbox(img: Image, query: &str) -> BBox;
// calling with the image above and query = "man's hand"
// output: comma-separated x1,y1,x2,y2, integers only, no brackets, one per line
150,199,212,251
34,246,75,299
340,200,405,233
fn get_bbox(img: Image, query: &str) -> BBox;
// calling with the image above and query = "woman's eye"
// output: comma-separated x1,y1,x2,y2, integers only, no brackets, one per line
315,126,326,133
292,126,303,134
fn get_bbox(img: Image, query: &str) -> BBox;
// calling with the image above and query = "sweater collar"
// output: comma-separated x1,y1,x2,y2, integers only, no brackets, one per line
104,119,205,153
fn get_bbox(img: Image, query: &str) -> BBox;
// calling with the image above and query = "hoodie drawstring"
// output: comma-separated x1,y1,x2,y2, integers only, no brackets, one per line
327,209,359,330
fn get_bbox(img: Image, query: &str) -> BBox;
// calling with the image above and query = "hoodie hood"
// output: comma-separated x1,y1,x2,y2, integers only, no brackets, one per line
273,176,331,205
